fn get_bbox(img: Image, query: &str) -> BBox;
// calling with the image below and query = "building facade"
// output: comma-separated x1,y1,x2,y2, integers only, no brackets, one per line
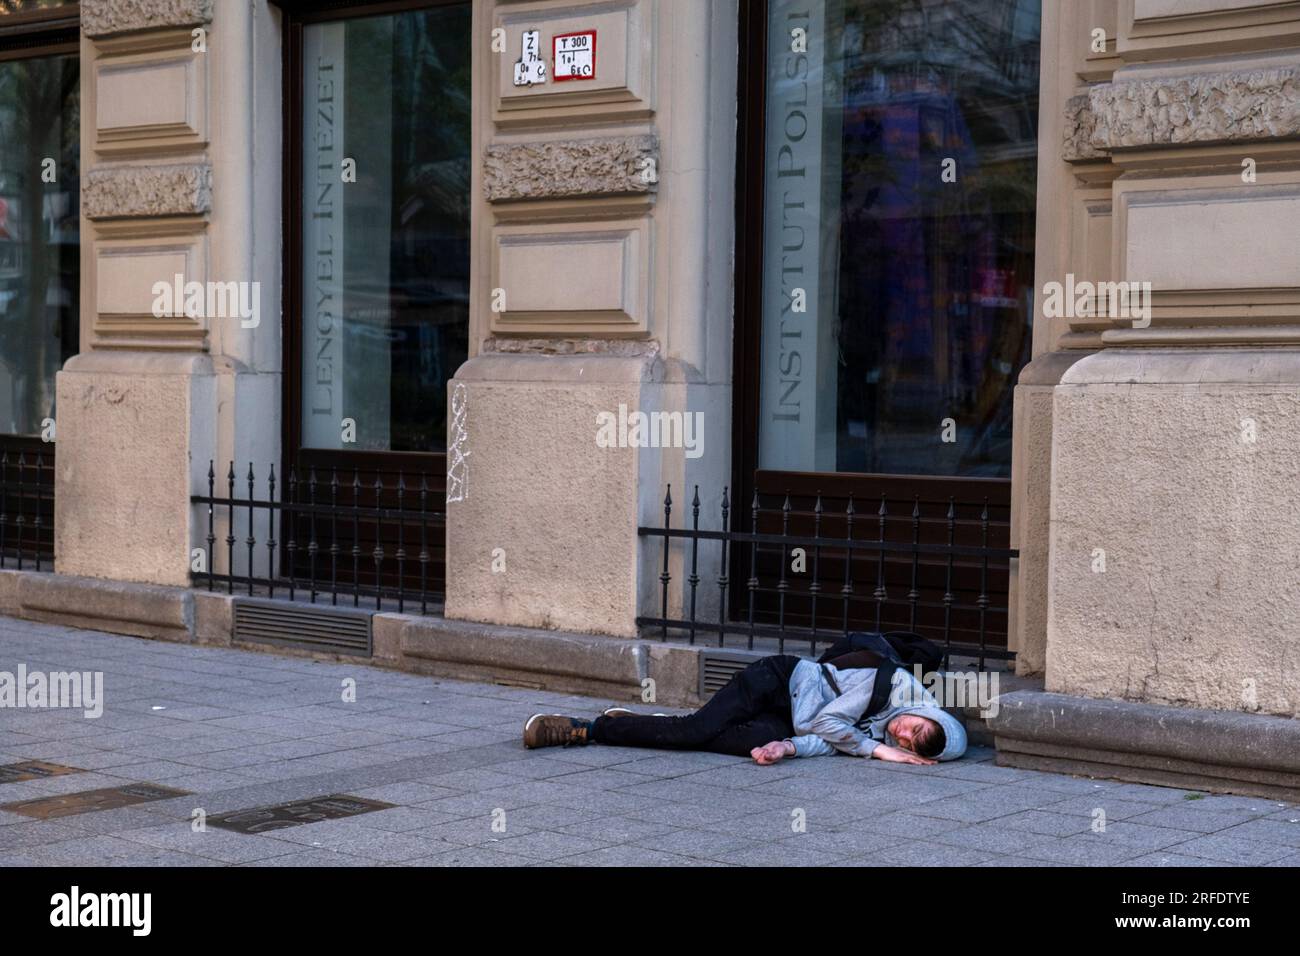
3,0,1300,792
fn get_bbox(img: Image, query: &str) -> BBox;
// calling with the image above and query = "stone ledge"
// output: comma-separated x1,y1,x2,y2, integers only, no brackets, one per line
0,571,708,707
82,0,212,38
990,691,1300,801
483,135,659,202
395,613,705,707
83,163,213,220
3,570,193,642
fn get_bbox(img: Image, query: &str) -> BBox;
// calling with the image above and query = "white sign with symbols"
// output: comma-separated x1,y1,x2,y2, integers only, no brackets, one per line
513,29,546,86
553,30,596,81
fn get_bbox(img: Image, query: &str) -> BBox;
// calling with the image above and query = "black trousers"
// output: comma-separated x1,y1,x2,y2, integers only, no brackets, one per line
589,655,801,757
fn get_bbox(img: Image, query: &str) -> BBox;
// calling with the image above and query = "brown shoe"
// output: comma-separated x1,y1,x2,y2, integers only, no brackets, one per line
523,714,591,749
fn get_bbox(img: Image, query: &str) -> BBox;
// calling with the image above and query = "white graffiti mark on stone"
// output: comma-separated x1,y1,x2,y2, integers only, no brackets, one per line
446,382,470,504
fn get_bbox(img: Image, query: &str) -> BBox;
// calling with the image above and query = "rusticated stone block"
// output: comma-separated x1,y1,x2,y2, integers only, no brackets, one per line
483,135,659,202
83,163,212,220
1064,65,1300,161
82,0,212,38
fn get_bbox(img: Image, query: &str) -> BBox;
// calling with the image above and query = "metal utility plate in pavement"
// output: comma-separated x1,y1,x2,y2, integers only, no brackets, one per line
0,783,190,819
208,794,395,834
0,761,84,784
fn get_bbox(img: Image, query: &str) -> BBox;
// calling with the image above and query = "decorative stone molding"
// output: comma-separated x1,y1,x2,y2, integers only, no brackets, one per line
1064,66,1300,162
483,135,659,202
83,163,212,220
482,336,661,356
81,0,212,38
1063,93,1106,162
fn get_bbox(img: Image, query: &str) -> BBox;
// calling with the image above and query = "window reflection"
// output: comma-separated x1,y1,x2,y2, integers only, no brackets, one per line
0,51,79,436
759,0,1039,477
0,1,77,14
300,3,471,453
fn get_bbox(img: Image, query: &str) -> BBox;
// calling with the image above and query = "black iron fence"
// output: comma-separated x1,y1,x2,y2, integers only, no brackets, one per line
191,460,446,613
0,450,56,570
638,484,1018,669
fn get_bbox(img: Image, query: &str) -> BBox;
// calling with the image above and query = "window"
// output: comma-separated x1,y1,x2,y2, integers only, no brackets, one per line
754,0,1039,478
294,1,471,454
282,0,472,599
0,0,79,439
733,0,1038,650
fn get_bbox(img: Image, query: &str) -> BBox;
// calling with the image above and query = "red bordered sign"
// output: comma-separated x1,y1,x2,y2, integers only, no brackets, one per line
552,30,596,81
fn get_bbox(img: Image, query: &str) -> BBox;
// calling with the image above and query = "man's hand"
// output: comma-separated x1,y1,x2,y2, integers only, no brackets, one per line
871,744,936,766
751,740,794,765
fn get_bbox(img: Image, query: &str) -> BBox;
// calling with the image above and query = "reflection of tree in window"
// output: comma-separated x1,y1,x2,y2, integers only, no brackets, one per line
0,51,79,437
825,0,1038,477
331,5,471,454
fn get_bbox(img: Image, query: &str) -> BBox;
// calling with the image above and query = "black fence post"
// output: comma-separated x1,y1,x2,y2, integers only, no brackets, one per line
809,491,823,655
372,475,384,611
0,453,8,570
225,462,235,595
396,473,407,614
205,461,216,591
908,496,921,631
873,495,888,632
287,467,298,602
33,454,43,573
246,463,256,596
419,474,429,616
267,465,277,599
659,485,671,641
716,488,729,648
841,495,855,635
351,468,361,608
307,468,318,603
687,485,700,645
15,453,25,571
746,490,759,650
942,498,955,670
330,469,340,606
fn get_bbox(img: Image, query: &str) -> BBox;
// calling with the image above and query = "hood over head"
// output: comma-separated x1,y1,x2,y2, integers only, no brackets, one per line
892,705,967,761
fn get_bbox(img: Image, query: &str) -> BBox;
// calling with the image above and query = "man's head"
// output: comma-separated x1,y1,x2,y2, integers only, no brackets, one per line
886,713,946,759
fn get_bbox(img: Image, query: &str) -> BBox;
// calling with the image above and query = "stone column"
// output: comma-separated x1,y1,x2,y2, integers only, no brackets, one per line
445,0,736,636
1040,1,1300,716
56,0,281,585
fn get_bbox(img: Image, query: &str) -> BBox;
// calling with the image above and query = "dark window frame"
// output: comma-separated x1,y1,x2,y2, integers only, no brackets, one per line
277,0,470,596
0,1,80,564
730,0,1018,648
279,0,470,478
0,2,78,58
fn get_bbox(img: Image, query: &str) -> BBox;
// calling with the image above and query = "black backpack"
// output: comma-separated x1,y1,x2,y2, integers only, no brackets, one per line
816,630,944,673
815,631,944,723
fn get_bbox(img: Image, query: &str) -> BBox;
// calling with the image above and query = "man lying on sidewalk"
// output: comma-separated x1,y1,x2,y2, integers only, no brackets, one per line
521,652,966,765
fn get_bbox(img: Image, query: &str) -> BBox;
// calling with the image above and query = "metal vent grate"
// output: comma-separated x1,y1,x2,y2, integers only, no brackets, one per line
233,599,372,657
698,650,765,698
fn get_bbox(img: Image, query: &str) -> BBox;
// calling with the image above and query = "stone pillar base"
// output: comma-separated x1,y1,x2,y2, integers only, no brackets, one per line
55,351,216,587
1047,348,1300,716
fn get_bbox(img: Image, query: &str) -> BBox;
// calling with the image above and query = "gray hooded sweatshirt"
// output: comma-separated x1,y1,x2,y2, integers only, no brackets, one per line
785,659,967,761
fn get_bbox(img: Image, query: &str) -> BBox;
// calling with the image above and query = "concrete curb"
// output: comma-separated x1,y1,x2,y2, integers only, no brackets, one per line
389,613,709,707
989,690,1300,801
0,570,712,708
1,569,193,642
